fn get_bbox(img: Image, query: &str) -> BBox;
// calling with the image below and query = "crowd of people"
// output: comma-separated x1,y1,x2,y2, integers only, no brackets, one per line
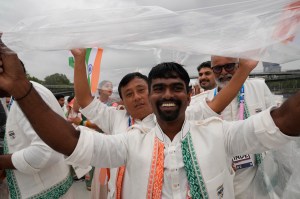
0,38,299,199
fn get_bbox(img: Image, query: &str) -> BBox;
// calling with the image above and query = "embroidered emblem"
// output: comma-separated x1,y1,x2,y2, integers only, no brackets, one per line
255,108,262,113
217,184,224,198
8,131,16,139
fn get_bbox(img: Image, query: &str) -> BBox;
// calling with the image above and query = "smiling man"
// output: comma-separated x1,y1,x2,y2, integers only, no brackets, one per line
207,55,277,199
1,43,300,199
197,61,216,91
0,67,74,198
71,48,260,198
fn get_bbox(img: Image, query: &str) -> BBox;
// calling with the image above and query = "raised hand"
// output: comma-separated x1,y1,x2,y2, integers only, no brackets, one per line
71,48,86,58
238,58,258,72
0,37,30,99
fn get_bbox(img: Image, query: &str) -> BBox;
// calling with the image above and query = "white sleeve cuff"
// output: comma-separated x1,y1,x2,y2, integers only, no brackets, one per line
80,97,99,117
65,126,95,169
12,149,40,174
203,98,221,117
254,106,296,148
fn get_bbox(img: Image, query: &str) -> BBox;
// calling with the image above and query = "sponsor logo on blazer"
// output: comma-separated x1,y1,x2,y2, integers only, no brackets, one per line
8,131,15,139
217,184,224,198
255,108,262,113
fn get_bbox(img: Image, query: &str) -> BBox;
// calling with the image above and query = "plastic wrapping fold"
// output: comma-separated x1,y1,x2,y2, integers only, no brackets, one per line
241,140,300,199
0,2,300,198
1,0,300,63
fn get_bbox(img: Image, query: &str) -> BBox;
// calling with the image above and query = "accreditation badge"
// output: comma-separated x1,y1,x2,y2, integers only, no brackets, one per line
232,154,255,170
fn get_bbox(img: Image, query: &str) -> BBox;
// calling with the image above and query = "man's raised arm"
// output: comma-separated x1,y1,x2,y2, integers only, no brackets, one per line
207,59,257,114
271,91,300,136
71,49,94,108
0,40,78,156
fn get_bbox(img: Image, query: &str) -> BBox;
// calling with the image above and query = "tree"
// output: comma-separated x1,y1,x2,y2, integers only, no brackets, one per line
44,73,71,85
26,74,44,84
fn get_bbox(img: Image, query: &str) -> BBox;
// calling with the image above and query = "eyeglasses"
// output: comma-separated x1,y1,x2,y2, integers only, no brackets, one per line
212,63,237,74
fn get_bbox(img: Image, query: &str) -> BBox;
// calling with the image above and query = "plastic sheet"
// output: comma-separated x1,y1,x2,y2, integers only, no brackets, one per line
0,1,300,198
1,0,300,63
245,141,300,199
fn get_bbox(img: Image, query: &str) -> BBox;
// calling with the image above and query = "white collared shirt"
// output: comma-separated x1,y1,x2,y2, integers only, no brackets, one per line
80,96,218,198
190,78,277,198
6,82,73,199
80,97,155,135
66,107,295,199
207,78,275,121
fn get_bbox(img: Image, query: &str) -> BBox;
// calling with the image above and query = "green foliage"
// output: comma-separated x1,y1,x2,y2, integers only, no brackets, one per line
26,74,44,84
267,79,300,90
44,73,71,85
266,79,300,95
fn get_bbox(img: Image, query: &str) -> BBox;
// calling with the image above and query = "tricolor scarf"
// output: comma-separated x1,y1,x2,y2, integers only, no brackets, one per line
116,116,135,199
116,128,210,199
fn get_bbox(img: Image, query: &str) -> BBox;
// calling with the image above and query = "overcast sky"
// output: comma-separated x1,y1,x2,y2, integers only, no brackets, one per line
1,0,300,86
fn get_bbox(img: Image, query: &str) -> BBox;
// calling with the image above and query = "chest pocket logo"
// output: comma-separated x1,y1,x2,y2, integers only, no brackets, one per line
217,184,224,198
255,108,262,113
8,131,16,139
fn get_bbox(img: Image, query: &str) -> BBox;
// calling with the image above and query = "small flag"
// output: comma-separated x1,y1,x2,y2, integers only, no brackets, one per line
68,56,75,68
69,48,103,95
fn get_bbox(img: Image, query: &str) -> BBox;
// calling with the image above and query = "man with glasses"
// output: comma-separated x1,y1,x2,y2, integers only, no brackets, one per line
208,56,275,198
2,48,300,199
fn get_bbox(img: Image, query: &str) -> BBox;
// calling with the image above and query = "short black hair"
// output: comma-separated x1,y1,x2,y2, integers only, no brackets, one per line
67,95,74,103
148,62,190,93
118,72,148,99
197,61,211,72
55,94,65,100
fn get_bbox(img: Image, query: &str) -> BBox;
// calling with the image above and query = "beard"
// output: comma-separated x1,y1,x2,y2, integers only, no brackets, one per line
156,99,181,122
215,74,233,89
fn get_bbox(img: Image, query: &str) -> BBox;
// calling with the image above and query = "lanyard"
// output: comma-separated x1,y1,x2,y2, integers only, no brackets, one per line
128,116,135,127
7,97,14,111
214,85,245,120
238,85,245,120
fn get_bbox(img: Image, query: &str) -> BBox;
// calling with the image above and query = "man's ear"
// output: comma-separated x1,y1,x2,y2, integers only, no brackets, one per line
187,90,191,105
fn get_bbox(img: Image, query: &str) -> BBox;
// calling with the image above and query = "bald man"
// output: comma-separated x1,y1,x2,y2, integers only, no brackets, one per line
209,56,276,199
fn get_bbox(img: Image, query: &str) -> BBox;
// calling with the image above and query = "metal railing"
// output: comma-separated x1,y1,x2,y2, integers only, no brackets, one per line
44,85,74,96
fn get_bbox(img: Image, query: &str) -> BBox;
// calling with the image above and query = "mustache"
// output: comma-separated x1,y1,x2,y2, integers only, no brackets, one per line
215,74,233,88
218,74,233,80
200,79,209,83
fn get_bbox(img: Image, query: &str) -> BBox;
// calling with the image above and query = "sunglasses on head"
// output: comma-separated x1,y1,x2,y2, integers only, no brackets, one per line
212,63,237,74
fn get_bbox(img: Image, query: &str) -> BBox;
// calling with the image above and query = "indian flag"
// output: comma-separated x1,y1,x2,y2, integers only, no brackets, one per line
69,48,103,95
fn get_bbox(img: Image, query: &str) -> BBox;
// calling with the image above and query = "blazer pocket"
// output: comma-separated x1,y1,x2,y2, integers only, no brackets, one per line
206,169,226,198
